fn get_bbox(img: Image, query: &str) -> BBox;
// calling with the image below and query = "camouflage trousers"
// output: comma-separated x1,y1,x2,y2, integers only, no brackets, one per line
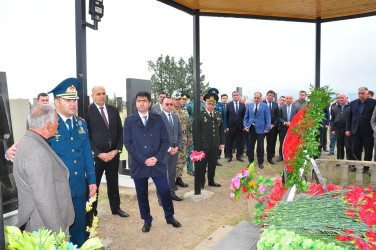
186,140,194,172
176,142,188,178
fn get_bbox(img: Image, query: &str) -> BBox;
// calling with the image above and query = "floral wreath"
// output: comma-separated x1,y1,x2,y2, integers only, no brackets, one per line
86,193,99,238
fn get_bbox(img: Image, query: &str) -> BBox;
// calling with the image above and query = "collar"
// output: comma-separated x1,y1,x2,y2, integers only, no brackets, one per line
138,111,149,121
94,102,106,111
163,110,172,117
56,110,73,123
29,130,51,146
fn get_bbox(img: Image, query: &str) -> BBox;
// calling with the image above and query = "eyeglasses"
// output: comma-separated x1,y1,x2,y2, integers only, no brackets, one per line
165,103,173,106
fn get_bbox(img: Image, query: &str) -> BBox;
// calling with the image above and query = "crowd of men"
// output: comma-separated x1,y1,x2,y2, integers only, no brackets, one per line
5,79,376,243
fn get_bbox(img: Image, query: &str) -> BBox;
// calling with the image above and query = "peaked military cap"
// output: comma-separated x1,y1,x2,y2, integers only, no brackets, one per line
203,92,219,102
48,78,81,100
180,93,190,99
207,88,219,95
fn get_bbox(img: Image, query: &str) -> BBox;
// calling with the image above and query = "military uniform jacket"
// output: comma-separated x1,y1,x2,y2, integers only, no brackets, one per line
173,108,192,144
197,110,225,150
50,115,96,198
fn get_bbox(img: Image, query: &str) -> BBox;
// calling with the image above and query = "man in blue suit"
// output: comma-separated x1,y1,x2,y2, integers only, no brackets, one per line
345,87,376,161
123,91,181,233
48,78,97,247
243,92,271,169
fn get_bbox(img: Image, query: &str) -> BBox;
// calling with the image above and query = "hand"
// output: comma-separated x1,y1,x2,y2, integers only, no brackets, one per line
331,131,335,135
345,131,351,136
325,125,329,129
145,157,157,166
270,124,274,129
6,141,19,162
107,150,119,161
169,147,178,155
98,153,108,162
244,127,249,132
89,184,97,197
285,122,291,127
264,130,269,134
225,128,229,132
219,144,224,150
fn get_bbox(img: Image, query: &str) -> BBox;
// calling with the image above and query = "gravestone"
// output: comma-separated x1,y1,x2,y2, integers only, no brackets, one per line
0,72,19,219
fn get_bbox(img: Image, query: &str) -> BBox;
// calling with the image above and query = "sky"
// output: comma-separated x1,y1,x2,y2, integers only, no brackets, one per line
1,0,376,102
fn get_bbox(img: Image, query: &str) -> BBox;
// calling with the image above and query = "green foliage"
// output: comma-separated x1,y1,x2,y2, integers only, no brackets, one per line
285,85,334,190
147,55,210,102
258,229,353,249
4,226,103,250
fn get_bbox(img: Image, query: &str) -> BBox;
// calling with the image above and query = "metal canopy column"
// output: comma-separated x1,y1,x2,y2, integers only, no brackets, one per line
193,10,201,195
75,0,89,118
315,17,321,88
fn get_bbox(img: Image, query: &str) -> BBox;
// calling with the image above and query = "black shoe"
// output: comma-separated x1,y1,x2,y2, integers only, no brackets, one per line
237,158,244,162
328,152,334,155
142,222,152,232
187,170,195,176
216,161,222,166
209,181,221,187
166,218,182,227
200,181,205,189
171,194,183,201
268,159,275,164
277,157,283,162
112,209,129,217
258,163,264,169
176,177,188,187
227,158,232,162
158,198,162,206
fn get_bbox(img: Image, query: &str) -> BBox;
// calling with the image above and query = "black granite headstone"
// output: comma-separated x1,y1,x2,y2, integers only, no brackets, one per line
0,72,18,214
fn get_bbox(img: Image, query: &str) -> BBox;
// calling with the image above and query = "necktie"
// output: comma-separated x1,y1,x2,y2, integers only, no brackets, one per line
269,102,271,110
100,107,109,129
168,113,174,129
66,118,72,131
143,116,147,126
254,104,258,115
287,105,291,122
235,102,239,114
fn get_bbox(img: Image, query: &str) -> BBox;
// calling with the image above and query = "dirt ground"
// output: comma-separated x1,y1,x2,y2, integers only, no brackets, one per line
95,155,281,250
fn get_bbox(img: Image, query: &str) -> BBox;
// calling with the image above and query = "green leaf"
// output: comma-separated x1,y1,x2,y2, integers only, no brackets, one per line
5,226,25,249
80,238,103,250
248,162,255,174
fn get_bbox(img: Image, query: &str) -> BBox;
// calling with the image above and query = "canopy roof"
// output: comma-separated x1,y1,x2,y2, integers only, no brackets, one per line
159,0,376,22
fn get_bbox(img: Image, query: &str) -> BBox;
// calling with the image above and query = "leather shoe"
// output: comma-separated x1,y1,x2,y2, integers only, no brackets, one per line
166,218,182,227
187,170,195,176
142,222,152,232
277,157,283,162
258,164,264,169
236,158,244,162
200,181,205,189
216,161,223,166
175,177,188,188
328,152,334,155
268,159,275,164
227,158,232,162
112,209,129,217
171,194,183,201
209,181,221,187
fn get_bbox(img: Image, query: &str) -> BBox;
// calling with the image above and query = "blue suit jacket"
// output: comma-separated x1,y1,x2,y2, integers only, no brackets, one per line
123,112,169,179
243,102,271,134
50,115,96,198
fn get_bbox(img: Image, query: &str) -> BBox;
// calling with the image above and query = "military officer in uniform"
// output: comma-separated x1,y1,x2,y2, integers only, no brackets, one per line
185,90,205,176
196,92,225,188
171,91,192,187
48,78,97,247
207,88,227,166
180,93,190,108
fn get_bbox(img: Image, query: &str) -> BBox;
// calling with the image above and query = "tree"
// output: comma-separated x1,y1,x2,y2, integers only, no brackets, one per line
148,55,210,102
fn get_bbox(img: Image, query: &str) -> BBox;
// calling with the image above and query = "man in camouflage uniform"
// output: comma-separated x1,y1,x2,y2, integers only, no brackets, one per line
185,90,205,176
171,91,191,187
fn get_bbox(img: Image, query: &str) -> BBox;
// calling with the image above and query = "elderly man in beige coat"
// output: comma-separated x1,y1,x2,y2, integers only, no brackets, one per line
14,104,74,233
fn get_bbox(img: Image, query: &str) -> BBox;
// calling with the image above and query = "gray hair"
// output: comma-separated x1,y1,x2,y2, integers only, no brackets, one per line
28,104,57,130
338,93,348,97
358,87,368,92
254,92,262,97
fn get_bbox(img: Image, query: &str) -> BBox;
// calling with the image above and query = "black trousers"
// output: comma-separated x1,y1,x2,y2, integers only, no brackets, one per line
266,126,278,160
247,126,266,164
279,126,288,159
335,130,354,160
226,128,244,159
92,155,121,214
197,146,217,184
352,133,374,161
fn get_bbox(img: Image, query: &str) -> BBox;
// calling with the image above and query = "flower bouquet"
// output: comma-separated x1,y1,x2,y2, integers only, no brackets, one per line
190,150,205,162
